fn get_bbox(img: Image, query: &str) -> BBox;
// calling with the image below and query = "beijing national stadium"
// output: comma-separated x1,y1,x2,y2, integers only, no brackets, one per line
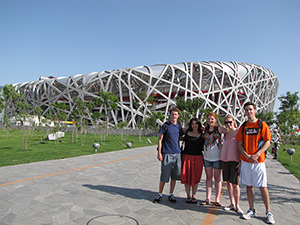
13,61,279,128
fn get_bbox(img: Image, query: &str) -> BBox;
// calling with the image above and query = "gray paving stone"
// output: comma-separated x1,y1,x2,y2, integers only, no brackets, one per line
0,146,299,224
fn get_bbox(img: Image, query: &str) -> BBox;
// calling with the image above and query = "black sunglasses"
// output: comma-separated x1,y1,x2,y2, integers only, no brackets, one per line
224,121,233,124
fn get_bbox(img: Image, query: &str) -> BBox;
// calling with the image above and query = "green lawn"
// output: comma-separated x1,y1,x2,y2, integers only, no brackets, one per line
1,129,299,181
268,144,300,180
0,129,158,167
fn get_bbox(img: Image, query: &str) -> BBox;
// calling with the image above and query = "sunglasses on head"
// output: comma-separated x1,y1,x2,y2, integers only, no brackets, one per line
224,121,233,124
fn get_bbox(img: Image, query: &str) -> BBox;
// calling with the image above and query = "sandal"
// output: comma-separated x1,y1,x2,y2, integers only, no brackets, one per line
186,197,192,203
214,202,222,207
200,200,210,205
191,198,197,204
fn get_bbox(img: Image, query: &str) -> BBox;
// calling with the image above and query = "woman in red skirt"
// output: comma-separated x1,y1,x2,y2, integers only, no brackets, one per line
180,118,204,203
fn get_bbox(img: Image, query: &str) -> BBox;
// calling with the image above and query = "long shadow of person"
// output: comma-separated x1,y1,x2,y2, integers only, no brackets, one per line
82,184,214,213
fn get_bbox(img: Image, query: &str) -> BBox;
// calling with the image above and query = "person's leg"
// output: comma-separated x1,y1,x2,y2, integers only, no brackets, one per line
191,183,198,199
170,179,176,194
185,184,191,198
205,167,213,202
159,181,165,194
246,186,255,210
259,187,271,212
214,168,222,203
274,143,278,159
226,181,235,207
233,183,242,212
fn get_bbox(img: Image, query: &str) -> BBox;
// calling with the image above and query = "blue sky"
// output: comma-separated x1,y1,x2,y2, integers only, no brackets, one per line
1,0,299,111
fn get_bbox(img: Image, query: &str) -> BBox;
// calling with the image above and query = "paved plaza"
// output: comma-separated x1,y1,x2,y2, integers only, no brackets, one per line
0,145,299,225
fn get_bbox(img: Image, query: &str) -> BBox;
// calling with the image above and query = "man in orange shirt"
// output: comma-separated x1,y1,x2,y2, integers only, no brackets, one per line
236,102,275,224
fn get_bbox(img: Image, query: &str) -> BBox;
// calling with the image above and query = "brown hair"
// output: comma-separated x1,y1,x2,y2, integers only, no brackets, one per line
244,102,256,110
169,107,181,114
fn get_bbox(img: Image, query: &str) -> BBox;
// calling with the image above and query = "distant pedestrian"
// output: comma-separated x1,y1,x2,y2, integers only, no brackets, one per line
236,102,275,224
273,129,281,159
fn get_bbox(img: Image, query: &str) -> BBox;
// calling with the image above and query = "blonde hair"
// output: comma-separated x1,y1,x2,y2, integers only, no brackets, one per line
224,115,234,121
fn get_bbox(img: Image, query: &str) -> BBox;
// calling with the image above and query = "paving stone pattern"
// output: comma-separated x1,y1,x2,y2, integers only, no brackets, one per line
0,146,299,225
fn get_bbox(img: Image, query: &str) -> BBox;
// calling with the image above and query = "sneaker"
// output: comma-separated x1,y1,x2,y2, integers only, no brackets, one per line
266,211,275,224
153,194,162,203
241,209,255,220
168,194,177,203
223,205,236,211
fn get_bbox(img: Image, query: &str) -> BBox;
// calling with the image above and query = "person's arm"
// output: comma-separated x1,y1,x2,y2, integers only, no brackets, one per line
179,127,187,141
218,125,228,134
237,140,258,163
157,133,164,161
250,140,271,162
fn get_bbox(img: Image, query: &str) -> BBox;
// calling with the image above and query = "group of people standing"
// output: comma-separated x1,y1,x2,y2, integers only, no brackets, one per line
153,102,275,224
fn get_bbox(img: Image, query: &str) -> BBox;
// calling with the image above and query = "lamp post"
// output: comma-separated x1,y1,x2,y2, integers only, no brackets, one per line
93,142,100,152
286,148,296,162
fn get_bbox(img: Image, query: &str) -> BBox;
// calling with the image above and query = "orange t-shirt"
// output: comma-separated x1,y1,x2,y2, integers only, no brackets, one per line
236,120,271,163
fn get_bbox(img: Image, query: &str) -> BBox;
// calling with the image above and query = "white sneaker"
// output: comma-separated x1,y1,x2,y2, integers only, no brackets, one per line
266,211,275,224
241,209,255,220
223,205,235,211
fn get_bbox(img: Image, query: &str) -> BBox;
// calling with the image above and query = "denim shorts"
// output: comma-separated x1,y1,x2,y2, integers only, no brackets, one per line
203,159,222,169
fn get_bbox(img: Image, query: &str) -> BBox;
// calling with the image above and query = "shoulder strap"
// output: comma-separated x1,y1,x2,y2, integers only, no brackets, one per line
163,121,170,135
258,119,263,134
178,122,184,136
242,121,247,142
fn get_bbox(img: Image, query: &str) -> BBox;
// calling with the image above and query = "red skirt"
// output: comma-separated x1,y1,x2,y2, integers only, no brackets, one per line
180,154,203,186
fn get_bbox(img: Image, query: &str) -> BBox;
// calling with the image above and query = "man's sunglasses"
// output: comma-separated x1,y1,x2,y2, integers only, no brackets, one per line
224,121,233,124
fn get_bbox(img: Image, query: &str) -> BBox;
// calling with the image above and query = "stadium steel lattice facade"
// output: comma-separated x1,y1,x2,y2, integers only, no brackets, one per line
13,61,279,128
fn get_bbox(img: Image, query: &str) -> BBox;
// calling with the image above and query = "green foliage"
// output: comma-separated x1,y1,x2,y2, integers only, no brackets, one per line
1,84,23,131
176,97,205,125
276,91,300,134
256,111,275,126
276,91,300,148
0,129,157,167
94,90,119,135
145,111,165,133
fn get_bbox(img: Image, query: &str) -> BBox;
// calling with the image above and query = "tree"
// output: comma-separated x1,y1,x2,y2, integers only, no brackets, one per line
91,111,105,144
276,91,300,146
176,97,204,126
15,101,35,151
256,111,275,126
145,111,165,135
135,90,157,134
116,121,129,142
0,84,22,132
70,97,94,145
93,90,118,136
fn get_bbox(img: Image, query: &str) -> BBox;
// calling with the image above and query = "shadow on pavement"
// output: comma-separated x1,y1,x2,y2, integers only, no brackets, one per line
82,184,229,214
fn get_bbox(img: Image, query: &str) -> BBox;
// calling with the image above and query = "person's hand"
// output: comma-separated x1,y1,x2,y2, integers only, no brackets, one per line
157,154,163,161
248,153,259,163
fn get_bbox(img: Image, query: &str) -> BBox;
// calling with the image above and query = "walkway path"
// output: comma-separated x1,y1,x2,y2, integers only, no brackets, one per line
0,146,299,224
